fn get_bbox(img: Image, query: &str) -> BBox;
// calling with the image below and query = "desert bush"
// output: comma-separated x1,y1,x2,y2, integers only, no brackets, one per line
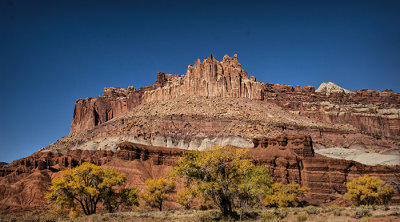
262,212,279,222
101,215,110,221
273,208,289,219
325,204,343,213
345,174,394,206
297,212,308,222
353,208,372,219
195,210,222,222
241,211,259,220
389,211,400,216
327,205,344,217
304,205,320,214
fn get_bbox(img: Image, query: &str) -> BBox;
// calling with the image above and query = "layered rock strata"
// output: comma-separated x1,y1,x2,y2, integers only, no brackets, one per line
1,136,399,214
3,54,399,215
70,54,264,133
70,55,400,150
262,84,400,142
70,72,168,133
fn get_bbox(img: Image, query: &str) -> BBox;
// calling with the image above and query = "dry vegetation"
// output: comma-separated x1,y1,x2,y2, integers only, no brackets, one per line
1,206,400,222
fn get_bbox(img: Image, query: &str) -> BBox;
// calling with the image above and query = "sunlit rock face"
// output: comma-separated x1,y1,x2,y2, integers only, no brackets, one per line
1,136,399,213
2,54,399,214
70,55,400,149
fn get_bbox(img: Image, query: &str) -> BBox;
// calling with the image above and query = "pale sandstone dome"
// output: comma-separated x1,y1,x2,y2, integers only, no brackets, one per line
316,82,353,95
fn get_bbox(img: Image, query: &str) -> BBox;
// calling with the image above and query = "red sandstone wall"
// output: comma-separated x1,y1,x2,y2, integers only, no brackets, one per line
1,137,399,213
69,55,400,145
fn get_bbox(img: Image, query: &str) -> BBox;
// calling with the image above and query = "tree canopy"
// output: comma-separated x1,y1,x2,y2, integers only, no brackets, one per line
46,162,138,215
344,174,394,206
172,145,273,216
176,186,197,210
262,182,309,208
142,177,176,211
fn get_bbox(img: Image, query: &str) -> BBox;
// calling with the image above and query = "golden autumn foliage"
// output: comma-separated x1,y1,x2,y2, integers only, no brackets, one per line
176,186,197,210
46,162,137,215
172,145,273,216
344,174,394,206
262,182,309,208
142,177,176,211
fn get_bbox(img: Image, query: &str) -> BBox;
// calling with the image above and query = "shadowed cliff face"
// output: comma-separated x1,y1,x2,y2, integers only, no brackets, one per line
1,137,399,214
70,55,400,148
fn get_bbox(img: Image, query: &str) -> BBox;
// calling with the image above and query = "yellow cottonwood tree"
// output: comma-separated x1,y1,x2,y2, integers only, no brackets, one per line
173,145,273,217
142,177,176,211
344,174,394,206
176,186,197,210
262,182,309,208
46,162,137,215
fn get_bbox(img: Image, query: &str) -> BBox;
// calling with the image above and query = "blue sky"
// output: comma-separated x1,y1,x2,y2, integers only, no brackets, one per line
1,0,399,163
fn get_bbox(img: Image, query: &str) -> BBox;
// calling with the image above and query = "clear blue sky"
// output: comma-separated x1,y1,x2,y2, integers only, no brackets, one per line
1,0,399,163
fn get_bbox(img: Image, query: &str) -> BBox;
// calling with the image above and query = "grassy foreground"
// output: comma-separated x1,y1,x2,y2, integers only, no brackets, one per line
1,206,400,222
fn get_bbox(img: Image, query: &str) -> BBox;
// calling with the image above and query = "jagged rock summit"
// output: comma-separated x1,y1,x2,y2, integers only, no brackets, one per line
70,54,400,146
316,82,353,95
70,54,264,133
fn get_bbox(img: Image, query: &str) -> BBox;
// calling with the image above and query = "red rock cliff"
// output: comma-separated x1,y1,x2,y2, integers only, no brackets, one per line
70,54,400,146
1,136,399,214
70,72,167,133
70,54,264,133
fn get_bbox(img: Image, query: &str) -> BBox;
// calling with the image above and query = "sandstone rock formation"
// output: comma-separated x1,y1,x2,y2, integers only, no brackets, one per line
1,136,399,214
0,145,180,214
1,54,399,215
70,72,167,133
70,55,400,148
316,82,353,95
70,54,264,133
143,54,264,102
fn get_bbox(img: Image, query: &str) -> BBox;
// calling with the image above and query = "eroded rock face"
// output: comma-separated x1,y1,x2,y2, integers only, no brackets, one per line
262,83,400,141
70,72,167,133
70,54,265,133
143,54,264,102
1,137,399,214
253,135,314,157
9,54,398,214
70,55,400,149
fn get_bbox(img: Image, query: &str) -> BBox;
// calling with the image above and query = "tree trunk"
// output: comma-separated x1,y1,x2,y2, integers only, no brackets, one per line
219,196,233,217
